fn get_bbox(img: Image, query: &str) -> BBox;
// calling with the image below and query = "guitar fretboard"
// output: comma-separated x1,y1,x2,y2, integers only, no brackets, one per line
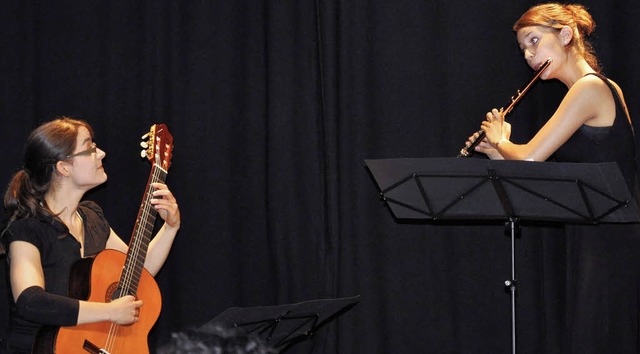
118,164,168,297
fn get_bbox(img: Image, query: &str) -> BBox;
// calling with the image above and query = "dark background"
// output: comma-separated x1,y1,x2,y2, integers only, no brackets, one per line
1,1,639,353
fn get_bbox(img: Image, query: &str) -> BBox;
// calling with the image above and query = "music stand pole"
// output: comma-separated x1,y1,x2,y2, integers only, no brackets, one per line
504,217,520,354
491,167,521,354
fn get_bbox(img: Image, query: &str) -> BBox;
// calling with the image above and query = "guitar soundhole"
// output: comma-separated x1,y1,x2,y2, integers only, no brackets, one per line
105,283,119,302
106,282,137,302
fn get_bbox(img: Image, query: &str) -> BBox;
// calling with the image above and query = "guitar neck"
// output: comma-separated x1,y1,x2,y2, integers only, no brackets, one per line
119,164,168,296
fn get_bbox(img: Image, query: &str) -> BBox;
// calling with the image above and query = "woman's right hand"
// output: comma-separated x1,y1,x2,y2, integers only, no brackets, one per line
474,136,505,160
465,132,505,160
108,295,143,325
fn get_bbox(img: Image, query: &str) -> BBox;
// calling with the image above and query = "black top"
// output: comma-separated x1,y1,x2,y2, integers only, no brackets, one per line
2,201,110,353
553,73,638,190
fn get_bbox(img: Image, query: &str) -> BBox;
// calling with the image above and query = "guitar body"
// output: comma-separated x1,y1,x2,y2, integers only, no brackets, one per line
34,250,161,354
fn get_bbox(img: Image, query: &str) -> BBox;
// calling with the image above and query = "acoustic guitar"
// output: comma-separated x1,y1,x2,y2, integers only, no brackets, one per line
34,124,174,354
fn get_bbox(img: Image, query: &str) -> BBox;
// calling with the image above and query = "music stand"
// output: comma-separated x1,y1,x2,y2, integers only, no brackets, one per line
364,157,640,354
203,296,360,353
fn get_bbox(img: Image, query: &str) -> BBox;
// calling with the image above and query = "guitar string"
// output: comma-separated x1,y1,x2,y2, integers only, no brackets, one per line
105,169,154,353
104,162,167,352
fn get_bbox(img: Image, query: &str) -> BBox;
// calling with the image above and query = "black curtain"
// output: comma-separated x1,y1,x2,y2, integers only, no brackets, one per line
1,1,639,353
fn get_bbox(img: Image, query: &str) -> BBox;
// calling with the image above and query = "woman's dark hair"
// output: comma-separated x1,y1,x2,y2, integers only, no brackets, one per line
3,117,93,222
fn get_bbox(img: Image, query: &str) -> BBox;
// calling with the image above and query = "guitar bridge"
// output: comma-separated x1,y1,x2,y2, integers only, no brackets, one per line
83,339,111,354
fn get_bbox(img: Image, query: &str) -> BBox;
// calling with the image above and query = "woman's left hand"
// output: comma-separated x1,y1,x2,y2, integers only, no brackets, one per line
481,108,511,147
150,182,181,229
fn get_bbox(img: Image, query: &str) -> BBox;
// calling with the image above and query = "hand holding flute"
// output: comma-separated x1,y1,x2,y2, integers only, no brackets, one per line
458,58,552,158
477,108,512,159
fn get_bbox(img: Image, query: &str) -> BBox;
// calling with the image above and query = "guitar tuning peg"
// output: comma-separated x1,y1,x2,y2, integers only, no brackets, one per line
140,150,147,158
141,133,149,140
140,141,149,149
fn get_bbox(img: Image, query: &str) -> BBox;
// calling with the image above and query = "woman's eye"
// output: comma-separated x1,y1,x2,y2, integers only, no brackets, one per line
531,37,539,45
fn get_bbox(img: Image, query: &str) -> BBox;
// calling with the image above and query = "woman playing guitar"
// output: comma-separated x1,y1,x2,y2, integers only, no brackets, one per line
0,117,180,354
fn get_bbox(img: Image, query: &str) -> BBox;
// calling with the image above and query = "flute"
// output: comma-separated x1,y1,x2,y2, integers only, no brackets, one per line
457,58,552,158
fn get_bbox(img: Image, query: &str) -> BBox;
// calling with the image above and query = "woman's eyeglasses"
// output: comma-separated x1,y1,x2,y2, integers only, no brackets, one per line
66,142,97,159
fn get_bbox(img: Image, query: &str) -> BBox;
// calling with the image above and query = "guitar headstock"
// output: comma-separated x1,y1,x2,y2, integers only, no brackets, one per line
140,124,173,171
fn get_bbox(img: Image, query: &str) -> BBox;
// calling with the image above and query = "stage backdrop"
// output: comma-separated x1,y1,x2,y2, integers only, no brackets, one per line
1,1,639,353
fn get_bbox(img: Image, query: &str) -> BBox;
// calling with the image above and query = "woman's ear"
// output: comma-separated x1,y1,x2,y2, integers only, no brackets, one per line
55,160,72,177
560,25,573,46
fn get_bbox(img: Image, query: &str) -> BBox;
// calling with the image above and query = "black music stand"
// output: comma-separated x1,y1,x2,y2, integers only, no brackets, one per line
202,296,360,353
364,157,640,354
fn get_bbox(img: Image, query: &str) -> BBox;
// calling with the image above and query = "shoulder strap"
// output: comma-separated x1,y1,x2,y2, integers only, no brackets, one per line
583,73,626,110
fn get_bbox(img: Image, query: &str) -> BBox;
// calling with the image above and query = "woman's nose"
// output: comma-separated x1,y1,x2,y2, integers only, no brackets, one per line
97,147,106,159
523,48,534,60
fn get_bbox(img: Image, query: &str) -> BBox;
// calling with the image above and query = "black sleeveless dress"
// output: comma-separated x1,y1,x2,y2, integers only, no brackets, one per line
553,73,640,354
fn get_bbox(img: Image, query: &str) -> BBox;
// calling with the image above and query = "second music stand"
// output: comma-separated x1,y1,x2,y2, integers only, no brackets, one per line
364,157,639,354
203,296,360,353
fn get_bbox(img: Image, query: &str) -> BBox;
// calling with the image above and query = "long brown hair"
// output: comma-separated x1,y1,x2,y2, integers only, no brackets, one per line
3,117,94,222
513,3,600,73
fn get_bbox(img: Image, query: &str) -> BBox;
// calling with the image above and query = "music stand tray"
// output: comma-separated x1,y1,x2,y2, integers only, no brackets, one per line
365,157,639,224
204,296,360,353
